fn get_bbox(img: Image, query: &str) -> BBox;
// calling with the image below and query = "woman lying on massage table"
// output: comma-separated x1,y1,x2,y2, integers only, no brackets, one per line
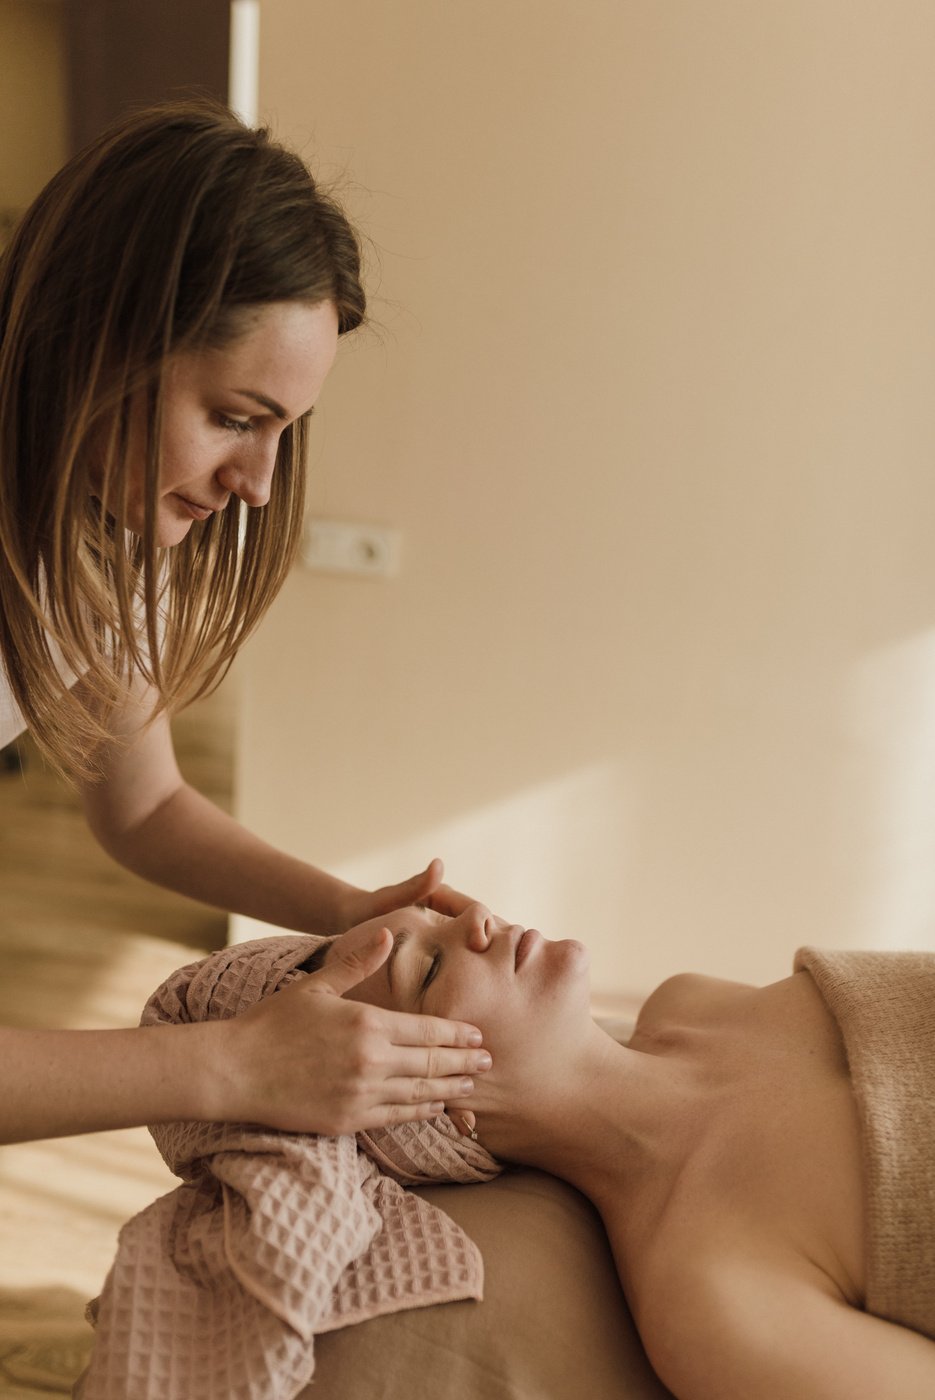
311,903,935,1400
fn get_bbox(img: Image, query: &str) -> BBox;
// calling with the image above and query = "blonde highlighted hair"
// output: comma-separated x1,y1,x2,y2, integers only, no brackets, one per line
0,99,365,782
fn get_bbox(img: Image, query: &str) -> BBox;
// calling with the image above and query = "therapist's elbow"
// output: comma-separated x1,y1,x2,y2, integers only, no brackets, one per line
81,775,185,866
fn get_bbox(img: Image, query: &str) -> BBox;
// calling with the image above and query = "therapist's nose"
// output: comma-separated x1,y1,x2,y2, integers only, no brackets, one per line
217,437,279,508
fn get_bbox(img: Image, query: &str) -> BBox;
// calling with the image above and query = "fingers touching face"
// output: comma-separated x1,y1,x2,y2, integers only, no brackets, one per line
318,904,591,1136
333,904,512,1019
330,902,590,1044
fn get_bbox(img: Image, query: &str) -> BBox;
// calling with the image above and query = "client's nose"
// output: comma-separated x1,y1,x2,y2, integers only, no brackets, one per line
461,904,526,954
460,902,493,952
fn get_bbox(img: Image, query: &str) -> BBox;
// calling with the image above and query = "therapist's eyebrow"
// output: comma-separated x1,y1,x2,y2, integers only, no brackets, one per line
387,928,411,996
234,389,316,422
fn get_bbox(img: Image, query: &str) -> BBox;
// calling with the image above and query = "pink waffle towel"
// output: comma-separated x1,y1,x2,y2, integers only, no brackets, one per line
78,935,501,1400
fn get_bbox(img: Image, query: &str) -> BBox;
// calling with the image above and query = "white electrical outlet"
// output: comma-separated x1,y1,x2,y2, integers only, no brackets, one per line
301,519,402,578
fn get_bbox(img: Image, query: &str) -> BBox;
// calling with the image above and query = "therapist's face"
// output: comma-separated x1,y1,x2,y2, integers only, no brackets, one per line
93,300,339,546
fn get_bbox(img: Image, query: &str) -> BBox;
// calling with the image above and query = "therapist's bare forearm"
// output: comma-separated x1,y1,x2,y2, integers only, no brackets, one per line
0,1021,218,1145
101,782,355,934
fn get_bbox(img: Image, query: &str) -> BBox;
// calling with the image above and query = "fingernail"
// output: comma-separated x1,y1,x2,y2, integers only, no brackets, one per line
430,1101,445,1113
459,1078,474,1095
476,1053,493,1071
467,1030,483,1047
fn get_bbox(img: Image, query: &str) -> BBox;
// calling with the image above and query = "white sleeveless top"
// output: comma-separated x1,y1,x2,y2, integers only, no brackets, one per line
0,562,84,748
0,663,26,749
0,648,86,751
1,553,162,751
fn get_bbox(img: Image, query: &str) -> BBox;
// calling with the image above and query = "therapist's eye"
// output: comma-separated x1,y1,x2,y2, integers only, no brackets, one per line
422,951,442,992
216,413,256,435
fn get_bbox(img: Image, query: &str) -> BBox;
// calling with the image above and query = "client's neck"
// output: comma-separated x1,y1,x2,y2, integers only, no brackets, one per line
479,1021,695,1226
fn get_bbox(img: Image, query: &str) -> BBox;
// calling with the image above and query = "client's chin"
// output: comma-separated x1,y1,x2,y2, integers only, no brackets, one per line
542,938,592,1007
554,938,590,970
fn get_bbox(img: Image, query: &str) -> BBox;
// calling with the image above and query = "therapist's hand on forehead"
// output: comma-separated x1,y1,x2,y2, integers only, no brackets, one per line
336,855,488,928
214,869,497,1137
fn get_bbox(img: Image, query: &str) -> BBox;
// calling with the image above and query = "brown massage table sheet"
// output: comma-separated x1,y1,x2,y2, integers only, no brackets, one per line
308,1166,674,1400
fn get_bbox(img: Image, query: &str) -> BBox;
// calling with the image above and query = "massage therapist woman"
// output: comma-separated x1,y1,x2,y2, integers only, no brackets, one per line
0,100,493,1146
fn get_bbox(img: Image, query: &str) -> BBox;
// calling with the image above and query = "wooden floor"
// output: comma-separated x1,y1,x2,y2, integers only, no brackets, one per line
0,686,235,1397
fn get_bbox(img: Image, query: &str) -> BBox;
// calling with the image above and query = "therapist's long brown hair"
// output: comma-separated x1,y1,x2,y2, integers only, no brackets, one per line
0,99,365,782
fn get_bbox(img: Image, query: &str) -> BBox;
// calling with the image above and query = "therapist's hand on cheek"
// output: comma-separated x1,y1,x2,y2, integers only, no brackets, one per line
209,914,490,1136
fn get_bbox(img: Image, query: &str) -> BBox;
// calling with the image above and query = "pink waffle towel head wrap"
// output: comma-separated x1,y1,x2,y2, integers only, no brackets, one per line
79,935,501,1400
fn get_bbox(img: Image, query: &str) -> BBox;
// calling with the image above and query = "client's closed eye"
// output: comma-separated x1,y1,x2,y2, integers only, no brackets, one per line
422,952,442,993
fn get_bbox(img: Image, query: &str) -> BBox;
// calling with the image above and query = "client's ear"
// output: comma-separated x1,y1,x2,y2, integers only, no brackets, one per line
448,1108,477,1139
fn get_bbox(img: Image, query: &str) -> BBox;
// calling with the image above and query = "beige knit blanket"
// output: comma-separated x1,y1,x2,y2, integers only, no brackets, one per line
77,935,501,1400
795,946,935,1340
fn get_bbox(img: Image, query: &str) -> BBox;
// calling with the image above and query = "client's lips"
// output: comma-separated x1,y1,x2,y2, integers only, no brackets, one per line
514,928,540,971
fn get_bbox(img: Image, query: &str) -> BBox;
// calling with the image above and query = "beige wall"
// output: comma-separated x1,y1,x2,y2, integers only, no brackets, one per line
0,0,66,217
234,1,935,996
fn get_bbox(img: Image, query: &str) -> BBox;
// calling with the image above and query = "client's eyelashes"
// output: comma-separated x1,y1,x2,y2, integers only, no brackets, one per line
422,951,442,992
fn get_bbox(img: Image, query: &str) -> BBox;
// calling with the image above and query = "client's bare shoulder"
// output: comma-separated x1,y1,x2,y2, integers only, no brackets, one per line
638,1244,935,1400
625,968,868,1379
632,969,756,1043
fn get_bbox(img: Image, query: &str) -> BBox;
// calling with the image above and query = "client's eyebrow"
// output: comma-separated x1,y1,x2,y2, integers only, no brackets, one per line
387,928,411,996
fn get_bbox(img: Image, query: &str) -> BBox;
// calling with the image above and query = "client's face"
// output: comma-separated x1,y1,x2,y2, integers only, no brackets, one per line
325,905,592,1125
